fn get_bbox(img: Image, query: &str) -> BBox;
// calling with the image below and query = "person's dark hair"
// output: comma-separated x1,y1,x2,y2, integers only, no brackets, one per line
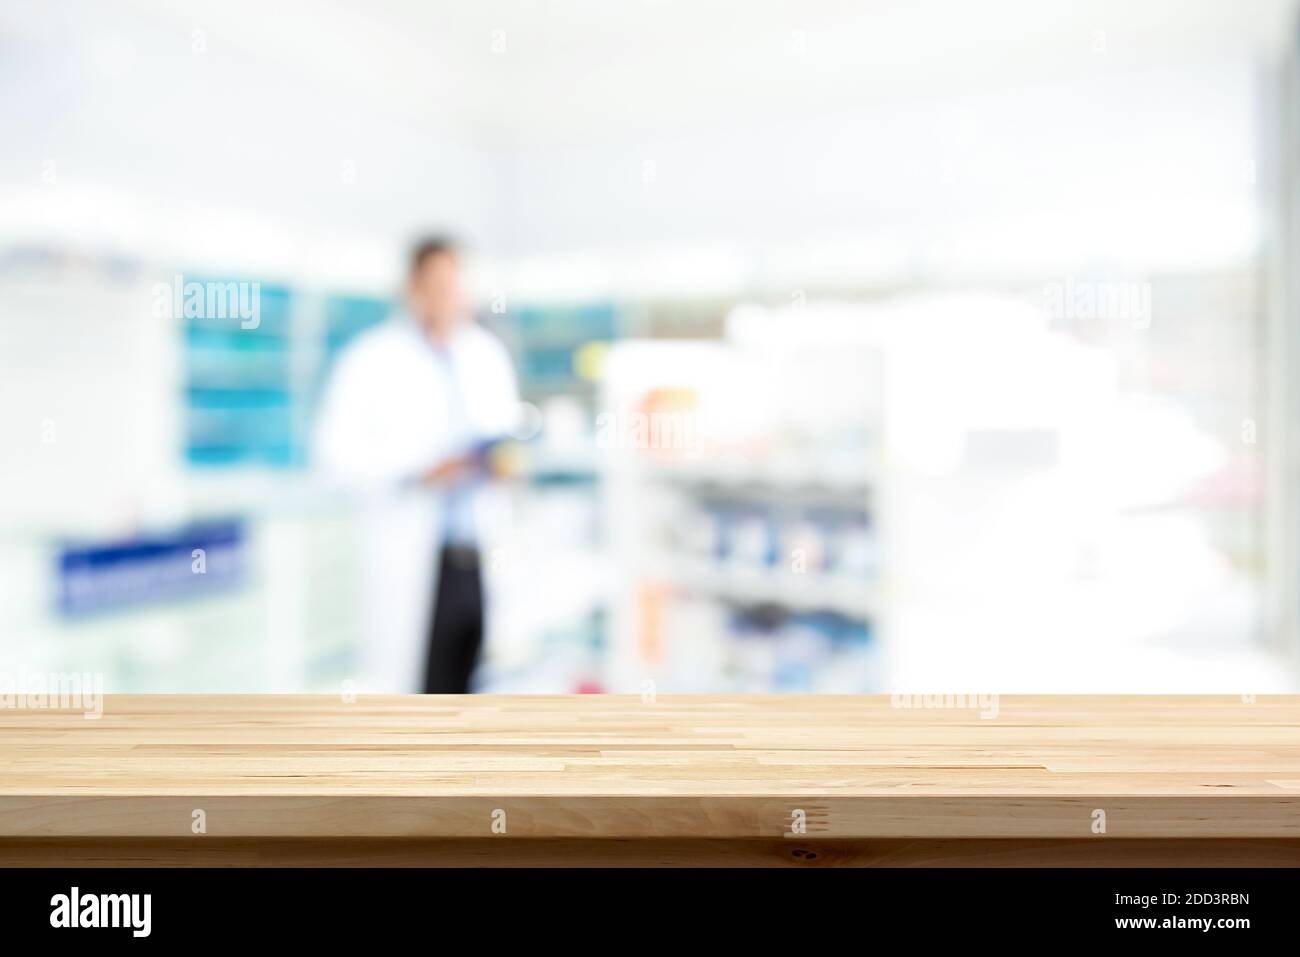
409,236,460,276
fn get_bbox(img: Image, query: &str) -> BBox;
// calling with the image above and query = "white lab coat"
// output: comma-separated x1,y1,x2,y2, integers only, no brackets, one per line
314,316,520,692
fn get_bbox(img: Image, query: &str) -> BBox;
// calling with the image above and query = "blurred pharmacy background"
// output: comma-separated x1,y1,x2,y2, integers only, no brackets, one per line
3,0,1300,694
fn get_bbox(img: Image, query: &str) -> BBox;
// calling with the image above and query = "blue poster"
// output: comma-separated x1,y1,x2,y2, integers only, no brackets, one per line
57,521,246,616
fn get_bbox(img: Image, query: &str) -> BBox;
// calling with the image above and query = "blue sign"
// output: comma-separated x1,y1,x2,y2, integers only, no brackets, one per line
57,521,246,617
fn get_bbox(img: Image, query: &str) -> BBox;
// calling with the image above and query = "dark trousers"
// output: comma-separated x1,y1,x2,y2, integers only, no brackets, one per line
422,545,483,694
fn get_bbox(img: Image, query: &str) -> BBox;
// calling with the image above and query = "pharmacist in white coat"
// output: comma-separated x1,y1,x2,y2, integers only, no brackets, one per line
314,237,520,693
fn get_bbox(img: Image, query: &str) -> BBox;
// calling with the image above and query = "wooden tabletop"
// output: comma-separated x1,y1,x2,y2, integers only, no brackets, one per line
2,694,1299,840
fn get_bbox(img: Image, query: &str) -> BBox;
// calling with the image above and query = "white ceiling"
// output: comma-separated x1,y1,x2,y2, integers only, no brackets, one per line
6,0,1294,146
0,0,1291,280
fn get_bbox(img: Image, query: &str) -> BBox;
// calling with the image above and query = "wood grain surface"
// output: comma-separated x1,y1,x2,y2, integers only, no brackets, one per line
1,695,1298,841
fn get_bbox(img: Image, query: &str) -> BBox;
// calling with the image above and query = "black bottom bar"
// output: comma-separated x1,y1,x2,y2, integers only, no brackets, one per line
0,866,1291,944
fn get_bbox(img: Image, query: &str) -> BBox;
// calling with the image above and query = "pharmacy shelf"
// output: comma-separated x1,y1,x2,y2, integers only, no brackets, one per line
644,461,876,510
601,329,887,693
645,554,878,619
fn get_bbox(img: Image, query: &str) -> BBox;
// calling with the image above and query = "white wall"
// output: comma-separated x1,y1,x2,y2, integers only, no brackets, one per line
0,270,179,536
491,62,1264,296
0,3,504,287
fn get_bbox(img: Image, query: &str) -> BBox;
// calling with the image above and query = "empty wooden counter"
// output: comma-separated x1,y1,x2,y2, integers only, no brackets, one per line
2,694,1299,866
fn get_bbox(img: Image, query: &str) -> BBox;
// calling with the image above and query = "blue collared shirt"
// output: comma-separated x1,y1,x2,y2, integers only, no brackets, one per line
429,340,479,546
